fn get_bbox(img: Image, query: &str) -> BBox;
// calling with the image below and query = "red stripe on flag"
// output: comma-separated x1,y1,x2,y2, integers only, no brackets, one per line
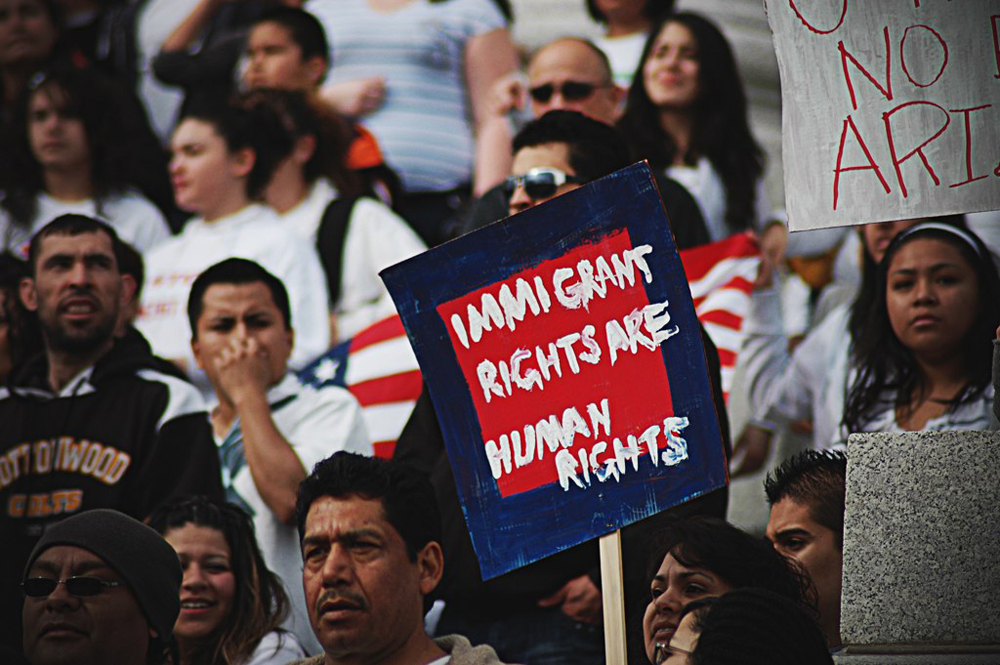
715,347,737,367
698,309,744,330
348,369,423,407
372,440,396,459
350,316,407,352
680,232,759,281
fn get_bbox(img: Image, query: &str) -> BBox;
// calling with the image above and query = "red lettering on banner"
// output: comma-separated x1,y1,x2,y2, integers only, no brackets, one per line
839,27,892,111
992,16,1000,79
882,101,950,197
438,230,676,498
900,25,948,88
949,105,992,188
789,0,847,34
833,115,892,210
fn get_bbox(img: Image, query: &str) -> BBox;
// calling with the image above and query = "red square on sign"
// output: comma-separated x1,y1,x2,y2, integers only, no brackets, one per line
436,229,675,497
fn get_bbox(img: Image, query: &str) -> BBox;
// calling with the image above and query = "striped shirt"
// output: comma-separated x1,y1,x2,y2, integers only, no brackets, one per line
307,0,507,193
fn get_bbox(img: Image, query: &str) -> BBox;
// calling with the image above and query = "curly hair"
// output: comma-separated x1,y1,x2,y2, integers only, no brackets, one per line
617,13,763,234
147,496,291,665
0,64,173,228
843,224,1000,434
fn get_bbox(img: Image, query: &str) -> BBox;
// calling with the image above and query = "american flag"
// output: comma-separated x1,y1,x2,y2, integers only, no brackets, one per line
681,232,761,401
298,316,421,459
299,232,760,455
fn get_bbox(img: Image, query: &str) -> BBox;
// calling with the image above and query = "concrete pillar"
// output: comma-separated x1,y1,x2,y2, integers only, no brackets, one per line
836,431,1000,664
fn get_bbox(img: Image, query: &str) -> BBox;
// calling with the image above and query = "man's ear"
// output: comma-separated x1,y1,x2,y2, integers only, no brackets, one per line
306,56,328,88
232,147,256,180
19,277,38,312
416,541,444,596
119,274,137,309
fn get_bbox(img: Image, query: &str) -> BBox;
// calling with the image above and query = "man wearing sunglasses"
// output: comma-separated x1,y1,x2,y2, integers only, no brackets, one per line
20,509,182,665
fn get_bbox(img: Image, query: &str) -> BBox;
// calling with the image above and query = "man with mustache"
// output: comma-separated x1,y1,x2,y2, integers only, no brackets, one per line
0,214,222,658
291,451,512,665
20,509,182,665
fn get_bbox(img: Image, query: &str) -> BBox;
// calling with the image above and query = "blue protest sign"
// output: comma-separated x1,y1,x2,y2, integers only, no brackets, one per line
381,162,727,579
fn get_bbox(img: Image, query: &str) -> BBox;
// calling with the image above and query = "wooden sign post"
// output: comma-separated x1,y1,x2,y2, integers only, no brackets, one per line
600,530,628,665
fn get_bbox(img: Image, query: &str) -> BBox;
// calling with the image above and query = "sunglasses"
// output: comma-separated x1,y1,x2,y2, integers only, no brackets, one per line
22,577,124,598
503,168,583,199
529,81,601,103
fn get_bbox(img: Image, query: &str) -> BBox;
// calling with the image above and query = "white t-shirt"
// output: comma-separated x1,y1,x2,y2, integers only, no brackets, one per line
594,31,648,89
280,179,427,341
243,631,305,665
0,190,171,258
137,204,331,392
667,157,772,241
216,372,372,655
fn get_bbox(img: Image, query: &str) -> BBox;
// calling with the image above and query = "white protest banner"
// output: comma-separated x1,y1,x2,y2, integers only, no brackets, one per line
765,0,1000,231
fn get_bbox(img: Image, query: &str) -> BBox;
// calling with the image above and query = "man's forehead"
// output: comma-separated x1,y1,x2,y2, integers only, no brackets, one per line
38,231,115,259
304,495,391,535
529,39,607,83
200,281,279,314
768,498,825,533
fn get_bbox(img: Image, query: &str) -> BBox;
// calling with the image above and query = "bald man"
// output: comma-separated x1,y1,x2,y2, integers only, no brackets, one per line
474,37,625,197
525,37,624,124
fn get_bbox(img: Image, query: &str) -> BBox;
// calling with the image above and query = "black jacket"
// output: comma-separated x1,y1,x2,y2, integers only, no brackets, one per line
0,333,223,654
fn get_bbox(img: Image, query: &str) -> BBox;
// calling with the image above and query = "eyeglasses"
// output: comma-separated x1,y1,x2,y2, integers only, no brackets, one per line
529,81,601,103
22,577,124,598
503,168,583,200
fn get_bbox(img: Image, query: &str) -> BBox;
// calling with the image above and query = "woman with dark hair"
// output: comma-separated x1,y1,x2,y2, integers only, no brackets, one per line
732,218,977,470
587,0,674,87
148,496,305,665
0,64,172,257
618,12,766,242
136,93,329,385
245,88,425,342
663,589,832,665
641,516,812,664
842,222,1000,437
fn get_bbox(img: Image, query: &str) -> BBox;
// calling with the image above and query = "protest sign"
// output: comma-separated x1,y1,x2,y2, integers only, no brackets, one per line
380,163,728,580
766,0,1000,230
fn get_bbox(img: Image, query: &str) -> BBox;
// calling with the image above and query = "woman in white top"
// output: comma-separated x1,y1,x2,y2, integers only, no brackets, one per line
618,13,767,242
841,223,999,441
249,88,426,342
0,64,172,258
733,218,976,471
148,496,306,665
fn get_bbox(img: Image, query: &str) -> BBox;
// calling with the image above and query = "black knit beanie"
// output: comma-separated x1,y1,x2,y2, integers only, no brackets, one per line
23,509,182,643
691,588,833,665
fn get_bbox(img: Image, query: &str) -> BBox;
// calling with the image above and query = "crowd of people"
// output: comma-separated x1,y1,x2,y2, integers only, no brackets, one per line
0,1,998,665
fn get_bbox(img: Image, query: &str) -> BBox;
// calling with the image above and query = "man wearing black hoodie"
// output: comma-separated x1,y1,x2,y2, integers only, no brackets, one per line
0,214,223,657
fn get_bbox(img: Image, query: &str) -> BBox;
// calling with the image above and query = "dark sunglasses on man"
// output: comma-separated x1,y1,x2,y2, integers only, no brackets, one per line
22,576,123,597
528,81,601,103
503,168,583,200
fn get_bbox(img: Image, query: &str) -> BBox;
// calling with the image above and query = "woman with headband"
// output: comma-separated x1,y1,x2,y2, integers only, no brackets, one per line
841,222,1000,440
